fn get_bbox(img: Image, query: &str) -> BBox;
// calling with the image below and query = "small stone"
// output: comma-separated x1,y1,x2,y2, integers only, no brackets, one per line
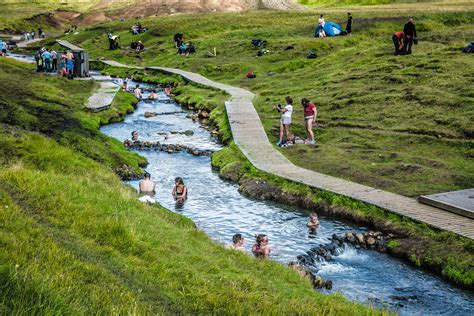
355,233,365,245
366,236,377,247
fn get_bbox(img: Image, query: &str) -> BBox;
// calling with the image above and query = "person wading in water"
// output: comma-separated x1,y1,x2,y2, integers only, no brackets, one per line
172,177,187,202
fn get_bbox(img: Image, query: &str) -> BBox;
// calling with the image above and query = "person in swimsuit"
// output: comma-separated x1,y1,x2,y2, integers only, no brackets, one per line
307,212,320,229
302,98,317,144
172,177,187,202
252,234,271,259
131,131,139,142
225,233,245,252
134,84,142,99
139,172,156,196
148,89,158,100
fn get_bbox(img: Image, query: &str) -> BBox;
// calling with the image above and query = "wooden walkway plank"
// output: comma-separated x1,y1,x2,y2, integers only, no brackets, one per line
99,60,474,240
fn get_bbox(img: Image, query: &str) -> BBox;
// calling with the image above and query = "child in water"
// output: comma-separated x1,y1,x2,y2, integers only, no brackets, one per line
252,234,271,258
307,212,320,228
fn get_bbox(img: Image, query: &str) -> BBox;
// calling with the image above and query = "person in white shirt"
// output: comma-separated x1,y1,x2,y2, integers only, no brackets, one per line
318,14,326,38
225,234,245,252
276,96,293,146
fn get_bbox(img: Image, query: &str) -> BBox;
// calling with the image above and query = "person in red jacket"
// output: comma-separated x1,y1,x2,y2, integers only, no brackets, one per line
392,31,405,56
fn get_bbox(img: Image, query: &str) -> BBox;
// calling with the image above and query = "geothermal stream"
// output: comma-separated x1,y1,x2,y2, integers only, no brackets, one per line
99,82,473,315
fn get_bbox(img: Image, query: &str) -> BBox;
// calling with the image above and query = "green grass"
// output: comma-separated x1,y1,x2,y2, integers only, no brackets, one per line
0,58,384,314
59,7,474,197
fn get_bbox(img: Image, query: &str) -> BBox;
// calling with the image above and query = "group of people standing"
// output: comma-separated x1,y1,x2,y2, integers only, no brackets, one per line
34,48,75,78
276,96,318,146
392,18,418,56
24,27,45,41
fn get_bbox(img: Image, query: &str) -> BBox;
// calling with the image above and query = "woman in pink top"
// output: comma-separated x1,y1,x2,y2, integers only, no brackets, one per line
302,98,317,144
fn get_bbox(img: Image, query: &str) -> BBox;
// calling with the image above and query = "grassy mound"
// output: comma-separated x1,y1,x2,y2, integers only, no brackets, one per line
61,8,473,196
0,58,381,314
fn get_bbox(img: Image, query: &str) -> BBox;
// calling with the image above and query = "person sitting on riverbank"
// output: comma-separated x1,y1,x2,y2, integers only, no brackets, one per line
185,42,196,56
139,172,156,196
225,234,245,252
164,86,172,95
148,89,158,100
276,96,293,147
134,84,142,99
178,42,188,55
252,234,271,259
136,41,145,52
172,177,187,202
307,212,320,229
174,33,183,48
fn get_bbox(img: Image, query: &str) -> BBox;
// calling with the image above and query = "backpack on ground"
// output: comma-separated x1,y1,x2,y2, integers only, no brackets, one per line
307,51,317,59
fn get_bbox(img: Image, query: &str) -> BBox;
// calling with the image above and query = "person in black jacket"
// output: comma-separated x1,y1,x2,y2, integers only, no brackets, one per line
403,18,417,55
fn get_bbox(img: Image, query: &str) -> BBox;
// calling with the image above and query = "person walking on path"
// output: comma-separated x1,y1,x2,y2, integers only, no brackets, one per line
31,30,35,39
392,31,405,56
41,48,51,73
302,98,317,144
346,13,353,35
276,96,293,146
51,50,58,72
403,18,417,55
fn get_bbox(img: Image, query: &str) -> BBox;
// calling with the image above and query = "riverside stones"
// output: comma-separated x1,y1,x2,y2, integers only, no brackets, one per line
123,139,213,156
288,261,333,290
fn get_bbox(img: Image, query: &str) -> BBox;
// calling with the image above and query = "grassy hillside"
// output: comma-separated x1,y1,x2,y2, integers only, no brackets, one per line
60,8,474,196
0,58,381,314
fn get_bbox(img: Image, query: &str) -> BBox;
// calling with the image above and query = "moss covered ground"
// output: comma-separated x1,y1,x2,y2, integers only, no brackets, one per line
55,7,474,197
0,58,387,314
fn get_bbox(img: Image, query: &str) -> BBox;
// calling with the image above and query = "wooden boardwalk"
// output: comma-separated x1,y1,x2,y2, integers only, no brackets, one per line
101,60,474,239
86,80,120,112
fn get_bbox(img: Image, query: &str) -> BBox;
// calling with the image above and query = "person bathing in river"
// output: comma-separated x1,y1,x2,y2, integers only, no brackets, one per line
148,89,158,100
225,234,245,252
134,84,142,99
307,212,320,229
252,234,271,258
131,130,139,142
172,177,187,202
164,86,172,95
139,172,156,196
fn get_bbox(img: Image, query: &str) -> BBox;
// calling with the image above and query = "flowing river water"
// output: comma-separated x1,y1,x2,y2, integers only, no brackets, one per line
99,82,474,315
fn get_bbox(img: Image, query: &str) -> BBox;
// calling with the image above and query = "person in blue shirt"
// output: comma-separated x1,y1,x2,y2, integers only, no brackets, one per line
41,48,52,72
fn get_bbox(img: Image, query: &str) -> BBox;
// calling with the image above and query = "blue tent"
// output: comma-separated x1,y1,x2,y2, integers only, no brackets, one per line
315,22,345,37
